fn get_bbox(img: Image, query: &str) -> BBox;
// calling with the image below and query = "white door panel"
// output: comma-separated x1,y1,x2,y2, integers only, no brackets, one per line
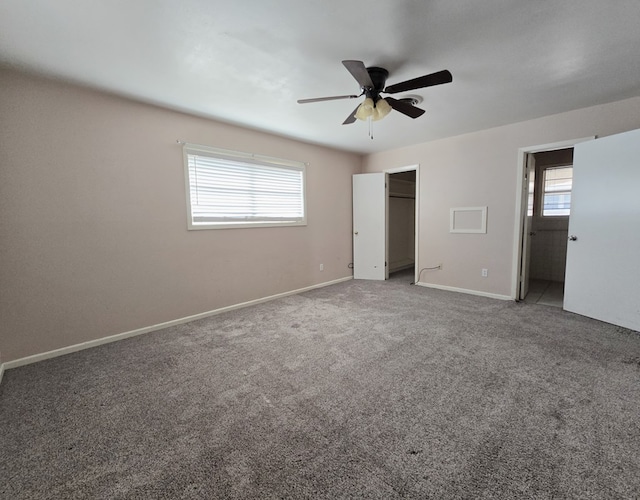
564,128,640,331
353,173,387,280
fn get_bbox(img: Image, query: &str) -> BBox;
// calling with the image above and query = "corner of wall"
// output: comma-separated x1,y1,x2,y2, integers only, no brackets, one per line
358,153,368,174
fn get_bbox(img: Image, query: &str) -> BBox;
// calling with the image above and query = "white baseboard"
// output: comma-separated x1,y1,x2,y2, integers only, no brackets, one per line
3,276,353,372
415,281,512,301
0,362,4,385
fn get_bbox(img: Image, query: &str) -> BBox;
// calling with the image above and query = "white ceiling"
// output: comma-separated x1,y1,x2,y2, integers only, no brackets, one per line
2,1,640,154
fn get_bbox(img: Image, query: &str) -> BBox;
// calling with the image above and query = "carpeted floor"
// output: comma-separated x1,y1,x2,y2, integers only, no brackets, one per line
2,270,640,499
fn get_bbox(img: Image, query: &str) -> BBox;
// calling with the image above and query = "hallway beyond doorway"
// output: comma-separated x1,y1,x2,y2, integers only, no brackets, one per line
523,279,563,308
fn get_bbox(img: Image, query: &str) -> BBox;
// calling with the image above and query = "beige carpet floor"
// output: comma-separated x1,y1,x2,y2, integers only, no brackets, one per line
2,270,640,499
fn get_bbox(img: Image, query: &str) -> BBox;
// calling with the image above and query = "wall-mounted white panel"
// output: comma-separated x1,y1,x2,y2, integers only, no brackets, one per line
450,207,487,234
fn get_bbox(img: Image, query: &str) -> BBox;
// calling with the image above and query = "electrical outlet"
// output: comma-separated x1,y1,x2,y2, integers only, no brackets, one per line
320,264,324,271
481,268,488,277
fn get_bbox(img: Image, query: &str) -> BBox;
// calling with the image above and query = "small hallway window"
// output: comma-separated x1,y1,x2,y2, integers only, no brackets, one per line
542,166,573,216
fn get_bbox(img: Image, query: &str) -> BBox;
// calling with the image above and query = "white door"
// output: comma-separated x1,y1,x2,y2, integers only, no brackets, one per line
564,128,640,331
353,173,388,280
519,153,536,299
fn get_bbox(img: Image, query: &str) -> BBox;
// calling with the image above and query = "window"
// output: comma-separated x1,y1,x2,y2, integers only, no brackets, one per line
183,144,306,229
542,165,572,216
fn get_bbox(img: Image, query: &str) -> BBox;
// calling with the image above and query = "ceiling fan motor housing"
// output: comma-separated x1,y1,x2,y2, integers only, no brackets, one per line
365,67,389,101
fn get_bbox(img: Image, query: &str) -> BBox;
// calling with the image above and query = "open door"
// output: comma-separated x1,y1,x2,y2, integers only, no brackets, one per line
352,173,388,280
519,153,536,299
564,128,640,331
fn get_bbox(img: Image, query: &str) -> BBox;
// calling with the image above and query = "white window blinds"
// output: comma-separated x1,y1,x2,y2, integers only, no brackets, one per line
183,144,306,229
542,165,573,216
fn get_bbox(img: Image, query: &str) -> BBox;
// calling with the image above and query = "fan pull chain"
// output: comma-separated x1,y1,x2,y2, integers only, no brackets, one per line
369,116,373,140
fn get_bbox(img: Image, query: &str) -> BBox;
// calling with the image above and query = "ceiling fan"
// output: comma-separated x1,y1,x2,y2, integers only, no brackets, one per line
297,60,453,125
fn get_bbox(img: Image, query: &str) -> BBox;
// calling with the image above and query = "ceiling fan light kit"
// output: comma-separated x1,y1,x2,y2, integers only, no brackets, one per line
354,97,374,120
372,98,392,121
297,60,452,134
354,97,392,121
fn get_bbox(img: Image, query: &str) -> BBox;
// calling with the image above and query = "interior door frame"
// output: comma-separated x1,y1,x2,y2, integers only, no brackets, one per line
511,137,595,300
385,164,420,283
519,152,536,300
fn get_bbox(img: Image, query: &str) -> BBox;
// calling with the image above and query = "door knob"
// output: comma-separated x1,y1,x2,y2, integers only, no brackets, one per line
569,235,577,241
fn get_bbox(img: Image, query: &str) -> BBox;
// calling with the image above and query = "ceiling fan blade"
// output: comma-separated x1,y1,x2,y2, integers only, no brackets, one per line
342,104,360,125
385,97,426,119
384,69,452,94
342,60,375,89
297,94,359,104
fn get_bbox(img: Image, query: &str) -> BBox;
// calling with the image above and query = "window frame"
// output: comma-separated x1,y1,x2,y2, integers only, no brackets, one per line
183,143,307,230
540,163,573,218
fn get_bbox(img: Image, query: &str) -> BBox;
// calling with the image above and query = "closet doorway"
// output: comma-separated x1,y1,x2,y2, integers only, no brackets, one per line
388,168,417,281
352,165,419,282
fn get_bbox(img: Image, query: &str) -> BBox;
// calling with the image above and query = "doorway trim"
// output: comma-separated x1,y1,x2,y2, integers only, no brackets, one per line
511,137,595,300
385,164,420,283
